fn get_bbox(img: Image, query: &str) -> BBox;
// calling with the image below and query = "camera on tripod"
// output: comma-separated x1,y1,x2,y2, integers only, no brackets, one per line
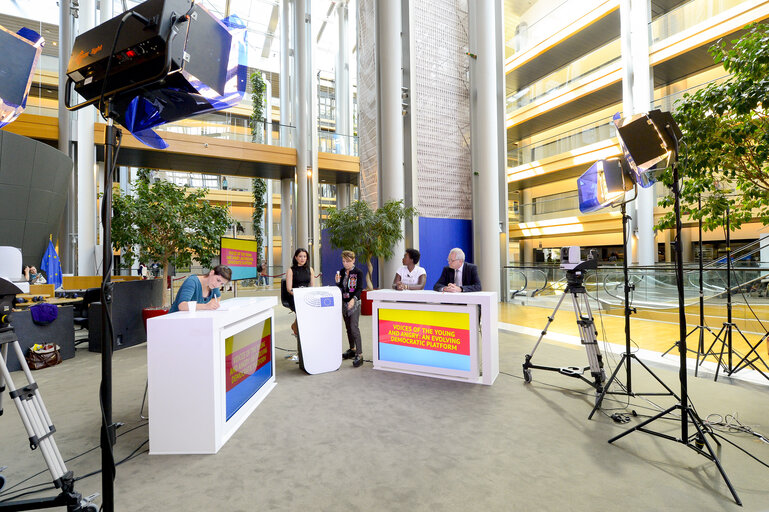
560,246,598,271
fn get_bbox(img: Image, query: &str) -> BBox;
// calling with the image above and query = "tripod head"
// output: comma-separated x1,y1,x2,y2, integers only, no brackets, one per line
565,259,597,292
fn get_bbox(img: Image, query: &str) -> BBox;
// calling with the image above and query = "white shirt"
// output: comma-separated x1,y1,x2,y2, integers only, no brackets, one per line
454,265,463,286
396,265,426,286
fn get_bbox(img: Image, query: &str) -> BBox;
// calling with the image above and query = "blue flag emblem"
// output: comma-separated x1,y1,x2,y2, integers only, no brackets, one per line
320,296,334,307
41,239,63,289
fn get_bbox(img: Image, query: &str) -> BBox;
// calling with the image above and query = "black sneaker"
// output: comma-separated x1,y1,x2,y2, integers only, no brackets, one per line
352,355,363,368
342,349,355,360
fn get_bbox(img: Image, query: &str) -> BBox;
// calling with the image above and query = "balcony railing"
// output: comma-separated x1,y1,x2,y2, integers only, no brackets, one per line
650,0,751,44
506,38,621,116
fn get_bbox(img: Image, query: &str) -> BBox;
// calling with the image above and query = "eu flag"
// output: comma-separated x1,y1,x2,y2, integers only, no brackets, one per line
41,239,63,289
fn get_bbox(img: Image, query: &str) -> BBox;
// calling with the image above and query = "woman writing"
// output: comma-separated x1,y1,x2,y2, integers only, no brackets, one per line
169,265,232,313
392,248,426,290
286,248,315,335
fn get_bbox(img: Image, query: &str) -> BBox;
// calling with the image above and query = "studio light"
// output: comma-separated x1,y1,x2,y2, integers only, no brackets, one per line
66,0,247,148
577,157,633,214
0,25,44,128
613,109,682,188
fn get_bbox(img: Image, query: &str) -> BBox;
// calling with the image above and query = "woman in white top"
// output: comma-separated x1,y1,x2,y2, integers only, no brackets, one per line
392,248,427,290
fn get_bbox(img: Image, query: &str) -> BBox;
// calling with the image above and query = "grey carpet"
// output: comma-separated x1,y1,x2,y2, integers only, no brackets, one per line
2,296,768,511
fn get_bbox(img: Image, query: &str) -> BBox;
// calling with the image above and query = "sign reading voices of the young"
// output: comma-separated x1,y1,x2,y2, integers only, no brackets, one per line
377,308,472,371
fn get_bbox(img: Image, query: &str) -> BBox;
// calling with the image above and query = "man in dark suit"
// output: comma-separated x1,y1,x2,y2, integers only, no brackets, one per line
433,248,481,293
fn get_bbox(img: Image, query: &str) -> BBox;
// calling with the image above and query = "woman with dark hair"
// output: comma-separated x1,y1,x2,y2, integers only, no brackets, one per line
168,265,232,313
286,248,315,335
392,248,426,290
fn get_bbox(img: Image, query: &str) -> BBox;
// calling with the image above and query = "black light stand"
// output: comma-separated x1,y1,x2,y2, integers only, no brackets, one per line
589,199,678,420
607,123,742,506
661,195,718,376
700,204,769,382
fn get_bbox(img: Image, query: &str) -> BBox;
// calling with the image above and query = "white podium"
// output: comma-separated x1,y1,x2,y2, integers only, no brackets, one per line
147,297,277,454
293,286,343,374
367,290,498,385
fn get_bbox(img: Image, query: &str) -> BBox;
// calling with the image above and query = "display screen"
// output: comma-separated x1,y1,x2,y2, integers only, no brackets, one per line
220,237,258,281
377,308,471,371
225,317,272,420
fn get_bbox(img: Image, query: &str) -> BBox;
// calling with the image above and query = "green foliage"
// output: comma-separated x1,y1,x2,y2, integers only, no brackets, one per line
112,169,231,304
252,178,267,256
324,200,418,289
250,71,266,142
656,23,769,232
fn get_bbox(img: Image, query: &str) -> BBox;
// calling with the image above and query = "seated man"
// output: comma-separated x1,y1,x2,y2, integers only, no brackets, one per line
433,248,481,293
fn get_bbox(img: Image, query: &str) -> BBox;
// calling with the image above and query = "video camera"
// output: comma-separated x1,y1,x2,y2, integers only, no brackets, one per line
0,277,22,329
560,246,598,272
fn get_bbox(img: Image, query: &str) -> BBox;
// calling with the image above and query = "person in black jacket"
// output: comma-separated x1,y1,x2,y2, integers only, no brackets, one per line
433,248,482,292
335,250,365,367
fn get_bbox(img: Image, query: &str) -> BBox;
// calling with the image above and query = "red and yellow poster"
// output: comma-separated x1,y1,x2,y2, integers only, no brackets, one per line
378,309,471,370
224,318,272,419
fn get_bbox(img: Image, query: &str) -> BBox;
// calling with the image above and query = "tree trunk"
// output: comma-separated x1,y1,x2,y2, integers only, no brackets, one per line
366,257,374,290
162,257,171,307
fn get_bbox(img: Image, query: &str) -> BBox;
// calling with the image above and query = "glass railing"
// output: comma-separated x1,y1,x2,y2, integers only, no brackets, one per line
507,38,621,116
510,114,618,167
507,0,606,58
504,257,769,333
650,0,750,44
318,131,359,156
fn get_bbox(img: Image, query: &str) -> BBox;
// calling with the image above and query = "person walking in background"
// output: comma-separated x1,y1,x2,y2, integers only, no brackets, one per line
335,250,365,367
258,258,269,286
392,248,426,290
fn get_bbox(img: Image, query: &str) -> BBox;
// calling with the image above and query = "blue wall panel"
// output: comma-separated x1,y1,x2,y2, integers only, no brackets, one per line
320,229,379,288
418,217,473,290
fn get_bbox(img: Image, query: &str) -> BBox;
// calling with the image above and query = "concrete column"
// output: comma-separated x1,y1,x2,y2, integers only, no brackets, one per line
59,0,75,273
377,0,406,285
280,0,292,145
266,180,274,279
620,0,654,265
760,232,769,265
681,226,693,263
76,0,97,275
337,183,350,209
265,79,273,145
470,0,502,299
295,0,310,252
281,178,293,274
335,1,351,154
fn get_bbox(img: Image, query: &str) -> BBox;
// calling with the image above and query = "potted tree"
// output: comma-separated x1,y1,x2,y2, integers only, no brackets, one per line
112,168,232,311
325,199,417,314
655,23,769,232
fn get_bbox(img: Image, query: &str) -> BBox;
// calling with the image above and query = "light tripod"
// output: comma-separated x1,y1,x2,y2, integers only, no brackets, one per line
589,200,677,420
522,258,607,394
661,195,719,376
607,119,742,506
699,204,769,382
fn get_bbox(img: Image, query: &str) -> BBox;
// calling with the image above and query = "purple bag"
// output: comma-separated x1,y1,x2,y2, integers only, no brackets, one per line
30,303,58,325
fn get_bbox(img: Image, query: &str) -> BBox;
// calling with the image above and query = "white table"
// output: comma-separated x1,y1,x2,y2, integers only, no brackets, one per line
147,297,277,454
367,290,498,385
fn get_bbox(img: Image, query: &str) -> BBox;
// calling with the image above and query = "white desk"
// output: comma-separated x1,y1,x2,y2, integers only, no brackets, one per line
147,297,277,454
367,290,498,385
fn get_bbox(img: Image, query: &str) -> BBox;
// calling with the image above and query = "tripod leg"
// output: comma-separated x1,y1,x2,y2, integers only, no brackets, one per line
685,407,742,506
523,292,568,382
589,353,628,420
608,404,679,444
573,294,604,388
